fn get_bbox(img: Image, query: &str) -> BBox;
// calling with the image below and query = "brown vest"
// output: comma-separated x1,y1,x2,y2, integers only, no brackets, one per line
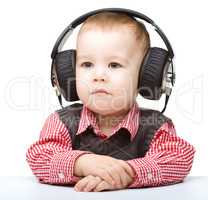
56,103,171,160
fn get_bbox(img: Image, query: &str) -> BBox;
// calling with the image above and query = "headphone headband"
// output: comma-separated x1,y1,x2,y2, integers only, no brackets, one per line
51,8,174,59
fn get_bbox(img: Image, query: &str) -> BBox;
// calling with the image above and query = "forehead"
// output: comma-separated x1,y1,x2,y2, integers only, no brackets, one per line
76,28,142,60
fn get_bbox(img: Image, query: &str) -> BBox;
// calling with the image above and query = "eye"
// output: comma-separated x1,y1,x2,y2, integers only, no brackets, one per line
109,62,122,69
81,62,93,68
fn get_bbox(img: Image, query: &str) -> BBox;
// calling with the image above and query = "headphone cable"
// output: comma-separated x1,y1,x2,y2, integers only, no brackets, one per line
58,95,64,109
54,86,64,108
161,94,169,113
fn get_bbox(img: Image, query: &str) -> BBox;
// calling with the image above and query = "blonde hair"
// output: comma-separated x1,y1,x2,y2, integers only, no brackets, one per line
77,12,150,56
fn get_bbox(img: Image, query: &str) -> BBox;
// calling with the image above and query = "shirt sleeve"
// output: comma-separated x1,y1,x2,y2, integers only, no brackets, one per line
26,112,91,185
126,121,196,188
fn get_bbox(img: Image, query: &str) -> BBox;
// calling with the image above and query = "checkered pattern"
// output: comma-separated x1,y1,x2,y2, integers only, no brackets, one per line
26,102,195,187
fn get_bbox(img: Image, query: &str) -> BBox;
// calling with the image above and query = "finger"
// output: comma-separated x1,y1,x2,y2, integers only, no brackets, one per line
115,165,129,188
106,165,122,188
74,176,91,191
126,173,134,186
116,161,134,187
74,180,87,191
95,169,115,186
83,176,102,192
117,160,135,177
112,164,132,188
93,181,111,192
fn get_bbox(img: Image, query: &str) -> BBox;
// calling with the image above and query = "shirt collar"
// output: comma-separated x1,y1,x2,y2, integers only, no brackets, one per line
76,102,140,141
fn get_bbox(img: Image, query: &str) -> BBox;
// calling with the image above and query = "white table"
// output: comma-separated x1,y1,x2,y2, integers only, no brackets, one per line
0,176,207,200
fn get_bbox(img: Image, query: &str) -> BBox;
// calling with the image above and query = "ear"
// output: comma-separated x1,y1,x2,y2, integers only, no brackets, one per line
138,47,169,100
53,49,80,102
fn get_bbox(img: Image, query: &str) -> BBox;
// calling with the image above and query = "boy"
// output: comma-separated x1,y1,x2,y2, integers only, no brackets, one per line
26,12,195,192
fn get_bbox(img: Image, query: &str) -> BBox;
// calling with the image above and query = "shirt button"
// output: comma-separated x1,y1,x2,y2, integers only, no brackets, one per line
158,171,161,177
99,134,107,139
147,171,152,180
58,172,65,179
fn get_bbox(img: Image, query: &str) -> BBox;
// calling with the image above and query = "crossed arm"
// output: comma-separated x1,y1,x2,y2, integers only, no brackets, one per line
73,154,135,192
26,112,195,192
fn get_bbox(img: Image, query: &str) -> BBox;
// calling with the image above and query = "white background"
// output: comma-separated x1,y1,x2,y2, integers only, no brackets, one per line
0,0,207,176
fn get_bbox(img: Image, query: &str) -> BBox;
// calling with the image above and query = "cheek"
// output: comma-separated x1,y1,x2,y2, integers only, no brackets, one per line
112,71,138,93
76,70,91,97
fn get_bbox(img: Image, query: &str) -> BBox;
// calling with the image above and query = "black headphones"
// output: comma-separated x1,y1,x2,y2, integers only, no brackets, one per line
50,8,176,113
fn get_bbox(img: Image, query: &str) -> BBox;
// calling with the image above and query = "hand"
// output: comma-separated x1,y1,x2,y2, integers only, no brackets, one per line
93,173,133,192
74,154,135,188
74,174,133,192
74,175,112,192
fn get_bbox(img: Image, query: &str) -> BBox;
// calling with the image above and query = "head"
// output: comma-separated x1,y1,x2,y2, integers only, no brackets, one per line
75,12,150,116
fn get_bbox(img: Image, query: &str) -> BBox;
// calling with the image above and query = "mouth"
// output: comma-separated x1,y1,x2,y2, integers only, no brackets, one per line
91,89,110,95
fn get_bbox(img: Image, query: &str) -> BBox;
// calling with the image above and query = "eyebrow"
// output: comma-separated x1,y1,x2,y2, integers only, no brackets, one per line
108,56,129,64
77,55,129,64
76,55,91,60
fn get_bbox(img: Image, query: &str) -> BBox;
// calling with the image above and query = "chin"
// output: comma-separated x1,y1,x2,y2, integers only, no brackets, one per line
87,104,111,115
81,96,129,114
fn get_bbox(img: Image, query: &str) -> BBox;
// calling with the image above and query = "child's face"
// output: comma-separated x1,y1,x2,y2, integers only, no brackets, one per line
75,27,144,116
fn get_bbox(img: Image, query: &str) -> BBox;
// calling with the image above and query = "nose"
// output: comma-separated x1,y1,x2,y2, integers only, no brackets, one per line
93,66,107,82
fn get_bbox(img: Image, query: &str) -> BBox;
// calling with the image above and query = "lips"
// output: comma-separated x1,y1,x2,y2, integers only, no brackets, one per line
92,89,110,94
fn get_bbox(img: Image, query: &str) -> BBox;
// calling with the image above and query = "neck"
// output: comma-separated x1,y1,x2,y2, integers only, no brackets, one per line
94,109,129,130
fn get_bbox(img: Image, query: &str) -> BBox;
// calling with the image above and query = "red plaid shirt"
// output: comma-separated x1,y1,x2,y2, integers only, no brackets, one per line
26,102,195,188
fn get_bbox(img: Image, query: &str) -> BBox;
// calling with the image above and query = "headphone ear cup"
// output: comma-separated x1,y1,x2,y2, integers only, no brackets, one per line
54,49,79,102
138,47,169,100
